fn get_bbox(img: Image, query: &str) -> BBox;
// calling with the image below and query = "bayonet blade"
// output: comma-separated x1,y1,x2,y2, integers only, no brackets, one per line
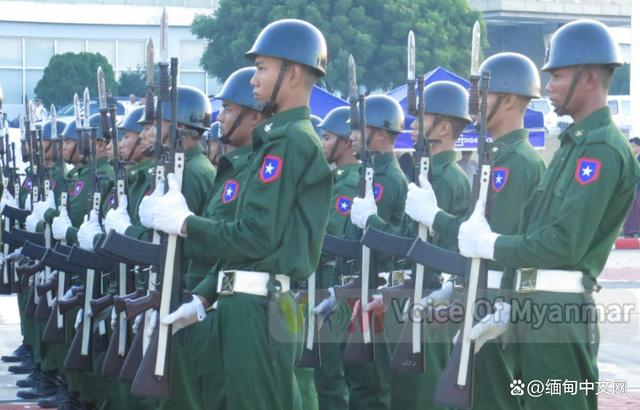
28,100,36,125
19,114,25,140
82,88,90,129
159,7,168,63
348,54,357,100
146,38,154,85
407,30,415,81
97,67,107,110
470,21,481,76
73,93,82,126
50,105,57,139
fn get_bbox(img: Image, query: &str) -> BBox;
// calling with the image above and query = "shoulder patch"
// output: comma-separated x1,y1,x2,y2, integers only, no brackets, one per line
50,181,57,191
574,157,602,185
259,154,283,184
107,194,116,208
335,195,352,216
492,167,510,192
22,178,32,191
222,179,240,204
373,182,384,202
71,180,84,197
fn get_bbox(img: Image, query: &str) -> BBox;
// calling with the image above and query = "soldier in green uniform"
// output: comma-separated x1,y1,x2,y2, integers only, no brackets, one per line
141,19,332,410
457,20,640,410
206,121,223,166
392,80,472,410
313,105,359,410
348,94,408,410
407,55,545,409
156,66,265,410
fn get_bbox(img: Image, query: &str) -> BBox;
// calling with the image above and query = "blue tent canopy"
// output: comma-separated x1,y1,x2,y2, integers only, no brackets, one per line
387,66,545,150
210,84,347,122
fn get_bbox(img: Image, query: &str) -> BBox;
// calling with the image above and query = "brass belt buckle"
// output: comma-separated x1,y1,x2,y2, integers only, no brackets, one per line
220,271,236,296
391,270,405,287
518,268,537,293
340,275,356,286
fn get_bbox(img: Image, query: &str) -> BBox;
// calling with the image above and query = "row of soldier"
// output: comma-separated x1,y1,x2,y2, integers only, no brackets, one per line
0,16,639,410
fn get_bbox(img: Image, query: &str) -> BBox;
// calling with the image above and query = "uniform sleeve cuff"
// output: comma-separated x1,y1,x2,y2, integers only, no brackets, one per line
193,273,219,306
366,214,387,230
65,227,78,245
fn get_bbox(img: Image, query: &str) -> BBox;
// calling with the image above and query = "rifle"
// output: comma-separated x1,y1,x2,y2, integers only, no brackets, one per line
341,54,375,363
432,70,492,409
130,53,184,399
0,116,12,294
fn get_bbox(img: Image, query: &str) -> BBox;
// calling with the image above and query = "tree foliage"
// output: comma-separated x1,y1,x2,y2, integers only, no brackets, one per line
192,0,483,95
118,68,147,98
610,63,630,95
35,52,117,106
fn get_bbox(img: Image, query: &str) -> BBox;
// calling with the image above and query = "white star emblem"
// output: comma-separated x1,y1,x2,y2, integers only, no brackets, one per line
575,130,583,137
582,166,593,177
264,123,273,133
340,201,348,210
225,187,234,198
265,163,275,174
496,175,503,184
336,169,344,176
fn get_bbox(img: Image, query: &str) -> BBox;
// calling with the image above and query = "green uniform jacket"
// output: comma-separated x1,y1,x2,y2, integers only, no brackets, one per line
494,108,640,281
320,162,360,287
191,107,333,302
123,159,156,241
19,166,35,208
184,144,251,291
48,162,74,207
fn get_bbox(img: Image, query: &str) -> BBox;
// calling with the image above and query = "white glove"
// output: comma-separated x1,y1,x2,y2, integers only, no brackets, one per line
132,313,143,335
145,310,158,339
77,210,102,250
104,195,132,235
458,199,498,260
24,194,32,211
25,213,40,233
0,189,18,212
110,308,118,331
46,269,58,282
405,174,440,228
139,183,164,229
52,206,72,241
33,196,55,220
350,190,377,229
74,308,83,330
417,281,454,309
468,302,511,353
150,173,193,236
161,294,206,334
364,294,384,315
312,287,336,319
61,286,76,301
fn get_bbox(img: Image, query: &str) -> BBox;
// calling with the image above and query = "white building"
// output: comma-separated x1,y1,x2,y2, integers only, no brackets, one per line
0,0,221,119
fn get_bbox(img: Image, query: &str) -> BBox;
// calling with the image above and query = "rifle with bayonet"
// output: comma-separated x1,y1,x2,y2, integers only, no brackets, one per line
341,54,375,363
130,54,185,398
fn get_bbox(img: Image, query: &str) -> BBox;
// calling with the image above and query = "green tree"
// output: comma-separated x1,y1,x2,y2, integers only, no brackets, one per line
192,0,483,95
35,52,117,106
118,68,147,98
610,63,630,95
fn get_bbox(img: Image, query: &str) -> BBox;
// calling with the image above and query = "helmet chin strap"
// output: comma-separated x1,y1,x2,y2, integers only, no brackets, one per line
220,109,246,144
327,136,346,164
554,65,585,116
260,62,289,116
474,94,505,132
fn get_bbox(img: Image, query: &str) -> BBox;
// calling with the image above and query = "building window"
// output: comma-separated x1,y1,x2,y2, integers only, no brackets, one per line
25,39,54,68
26,70,45,100
57,39,86,54
0,37,23,67
0,69,23,104
88,40,116,64
207,76,222,96
180,40,205,71
118,40,146,71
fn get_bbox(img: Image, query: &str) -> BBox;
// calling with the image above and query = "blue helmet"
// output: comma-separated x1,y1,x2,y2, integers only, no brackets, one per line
42,120,67,141
423,81,472,122
88,113,112,141
159,85,212,132
118,106,145,134
214,67,260,111
62,120,80,141
363,94,405,133
318,106,351,139
479,53,541,99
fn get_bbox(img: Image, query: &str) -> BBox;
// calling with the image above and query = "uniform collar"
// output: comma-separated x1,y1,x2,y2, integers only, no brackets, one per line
334,162,360,180
254,107,311,143
184,144,204,159
430,150,457,177
559,107,611,146
492,129,528,162
127,158,154,179
369,151,395,167
96,156,110,167
219,144,252,172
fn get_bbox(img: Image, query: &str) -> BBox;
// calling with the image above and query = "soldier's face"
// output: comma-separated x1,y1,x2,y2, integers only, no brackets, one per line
218,101,251,147
251,56,282,104
140,124,156,151
546,67,574,113
42,141,53,161
106,141,114,161
120,131,139,161
410,113,436,144
322,132,339,160
63,139,76,162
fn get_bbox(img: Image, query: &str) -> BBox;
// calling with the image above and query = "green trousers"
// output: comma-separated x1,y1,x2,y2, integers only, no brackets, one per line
513,291,598,410
215,291,302,410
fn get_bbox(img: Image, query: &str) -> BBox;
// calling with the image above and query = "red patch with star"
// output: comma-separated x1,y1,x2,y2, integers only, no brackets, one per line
574,157,602,186
221,179,240,204
335,195,352,216
492,167,510,192
259,154,283,184
373,182,384,202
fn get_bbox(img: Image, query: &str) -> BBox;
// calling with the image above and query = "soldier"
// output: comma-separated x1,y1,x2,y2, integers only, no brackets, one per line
392,80,472,410
314,105,359,410
348,94,408,410
457,20,640,410
406,54,545,410
206,121,223,166
141,18,332,410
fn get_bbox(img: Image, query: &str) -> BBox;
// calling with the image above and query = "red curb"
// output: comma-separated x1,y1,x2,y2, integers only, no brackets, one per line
614,238,640,249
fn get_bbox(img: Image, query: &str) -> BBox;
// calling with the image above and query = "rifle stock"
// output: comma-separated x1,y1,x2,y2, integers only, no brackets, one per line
124,290,160,321
90,294,114,316
58,291,84,314
42,298,66,344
